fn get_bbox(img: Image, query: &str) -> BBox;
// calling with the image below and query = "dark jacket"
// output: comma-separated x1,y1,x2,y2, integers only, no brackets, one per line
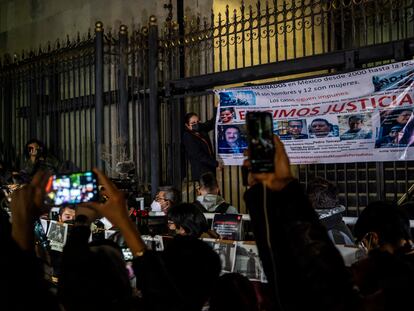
244,180,359,311
182,112,218,181
351,248,414,310
0,209,60,311
132,236,221,311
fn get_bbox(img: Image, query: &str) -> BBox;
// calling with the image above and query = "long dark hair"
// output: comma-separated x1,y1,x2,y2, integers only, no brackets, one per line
24,138,46,159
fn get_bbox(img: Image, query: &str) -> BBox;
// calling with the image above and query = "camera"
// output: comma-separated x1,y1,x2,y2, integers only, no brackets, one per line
246,111,275,173
44,171,99,206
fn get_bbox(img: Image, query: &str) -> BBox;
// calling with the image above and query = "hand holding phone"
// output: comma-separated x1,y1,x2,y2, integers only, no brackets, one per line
246,111,276,173
44,171,99,206
244,131,295,191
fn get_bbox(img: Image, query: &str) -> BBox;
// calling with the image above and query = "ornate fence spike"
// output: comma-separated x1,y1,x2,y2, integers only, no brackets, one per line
95,21,104,32
150,15,157,26
120,24,128,35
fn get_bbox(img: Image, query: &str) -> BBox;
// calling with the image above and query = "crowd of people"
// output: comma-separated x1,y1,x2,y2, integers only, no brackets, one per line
2,119,414,310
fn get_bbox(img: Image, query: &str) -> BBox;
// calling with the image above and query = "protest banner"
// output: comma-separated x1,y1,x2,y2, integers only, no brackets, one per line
215,60,414,165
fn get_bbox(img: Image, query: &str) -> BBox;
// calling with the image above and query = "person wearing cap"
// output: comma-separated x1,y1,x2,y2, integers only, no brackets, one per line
375,125,403,148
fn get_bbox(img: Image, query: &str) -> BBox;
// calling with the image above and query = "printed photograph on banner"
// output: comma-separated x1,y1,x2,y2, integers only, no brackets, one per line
372,67,414,92
217,124,248,154
234,242,264,282
219,90,256,107
338,113,373,140
307,116,340,139
213,241,237,274
219,107,236,124
278,119,309,140
47,220,68,252
376,108,414,148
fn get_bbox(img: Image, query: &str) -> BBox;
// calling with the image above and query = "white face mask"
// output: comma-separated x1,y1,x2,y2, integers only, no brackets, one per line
150,201,162,212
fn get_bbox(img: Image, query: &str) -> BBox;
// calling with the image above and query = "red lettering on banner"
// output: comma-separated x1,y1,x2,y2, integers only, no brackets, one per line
400,93,413,106
378,96,392,107
369,97,377,109
279,109,296,118
297,108,310,116
359,98,368,110
310,107,320,115
231,91,413,122
346,102,357,111
331,103,346,113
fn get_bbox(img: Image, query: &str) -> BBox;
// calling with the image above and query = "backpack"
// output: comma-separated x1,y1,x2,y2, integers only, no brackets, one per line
193,200,231,214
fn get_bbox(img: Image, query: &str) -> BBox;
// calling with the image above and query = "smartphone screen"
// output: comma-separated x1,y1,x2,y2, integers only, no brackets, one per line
44,171,99,206
246,111,275,173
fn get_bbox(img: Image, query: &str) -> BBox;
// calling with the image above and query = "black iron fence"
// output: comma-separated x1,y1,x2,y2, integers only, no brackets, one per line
1,0,414,214
0,34,96,172
163,0,414,215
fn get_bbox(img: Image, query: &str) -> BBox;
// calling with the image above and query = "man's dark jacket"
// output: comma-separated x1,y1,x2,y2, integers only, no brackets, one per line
244,180,359,311
182,112,217,181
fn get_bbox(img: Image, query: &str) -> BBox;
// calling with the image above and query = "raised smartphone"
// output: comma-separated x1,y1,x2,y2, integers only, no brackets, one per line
44,171,99,206
246,111,275,173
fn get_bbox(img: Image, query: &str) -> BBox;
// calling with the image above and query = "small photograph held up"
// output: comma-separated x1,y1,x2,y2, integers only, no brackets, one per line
47,220,68,252
212,241,237,274
234,242,264,282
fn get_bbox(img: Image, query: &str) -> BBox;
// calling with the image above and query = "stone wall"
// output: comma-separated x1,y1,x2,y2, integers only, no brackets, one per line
0,0,213,56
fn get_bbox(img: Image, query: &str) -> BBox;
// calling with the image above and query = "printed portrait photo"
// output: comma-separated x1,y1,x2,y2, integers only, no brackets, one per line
219,107,236,124
278,119,309,140
219,90,256,107
376,108,414,148
213,241,237,274
307,116,339,139
234,242,263,281
338,113,373,141
217,124,248,154
47,220,67,244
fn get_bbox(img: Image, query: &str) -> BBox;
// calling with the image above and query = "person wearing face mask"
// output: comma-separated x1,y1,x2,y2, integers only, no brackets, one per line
182,109,220,181
150,186,180,214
